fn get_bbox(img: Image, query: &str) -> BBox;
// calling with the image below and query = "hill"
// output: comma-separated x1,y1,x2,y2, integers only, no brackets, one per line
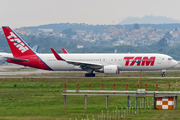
18,22,180,32
119,15,180,25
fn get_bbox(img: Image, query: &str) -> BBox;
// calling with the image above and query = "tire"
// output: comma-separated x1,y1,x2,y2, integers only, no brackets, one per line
162,74,165,77
85,73,89,77
92,73,95,77
85,73,95,77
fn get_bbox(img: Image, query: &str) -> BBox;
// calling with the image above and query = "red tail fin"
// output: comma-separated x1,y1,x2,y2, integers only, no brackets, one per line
2,26,35,57
62,48,68,54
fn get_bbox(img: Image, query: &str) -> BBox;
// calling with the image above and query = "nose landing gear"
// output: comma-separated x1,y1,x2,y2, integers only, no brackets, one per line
162,72,165,77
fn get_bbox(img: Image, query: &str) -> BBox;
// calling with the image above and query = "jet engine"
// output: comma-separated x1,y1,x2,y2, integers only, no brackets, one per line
103,65,119,74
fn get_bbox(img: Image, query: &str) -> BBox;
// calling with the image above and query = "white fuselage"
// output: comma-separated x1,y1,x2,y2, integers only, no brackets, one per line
37,53,178,71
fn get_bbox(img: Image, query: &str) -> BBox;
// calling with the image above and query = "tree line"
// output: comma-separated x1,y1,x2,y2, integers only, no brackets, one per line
0,33,180,60
19,23,180,31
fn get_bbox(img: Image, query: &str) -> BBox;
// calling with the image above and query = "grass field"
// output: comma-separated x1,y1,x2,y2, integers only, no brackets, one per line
0,76,180,119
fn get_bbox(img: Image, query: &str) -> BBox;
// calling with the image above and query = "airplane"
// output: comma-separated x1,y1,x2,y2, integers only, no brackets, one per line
0,45,40,58
114,49,117,53
1,26,178,77
32,45,39,53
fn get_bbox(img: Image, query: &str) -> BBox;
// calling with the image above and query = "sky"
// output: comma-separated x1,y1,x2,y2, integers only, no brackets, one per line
1,0,180,28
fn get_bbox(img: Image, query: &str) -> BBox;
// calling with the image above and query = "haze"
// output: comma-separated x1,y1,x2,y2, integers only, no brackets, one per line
1,0,180,28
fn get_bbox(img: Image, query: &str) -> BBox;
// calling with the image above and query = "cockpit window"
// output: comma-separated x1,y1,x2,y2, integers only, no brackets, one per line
168,58,173,60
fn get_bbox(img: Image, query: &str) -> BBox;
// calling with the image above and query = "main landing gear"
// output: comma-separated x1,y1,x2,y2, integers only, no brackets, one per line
85,73,95,77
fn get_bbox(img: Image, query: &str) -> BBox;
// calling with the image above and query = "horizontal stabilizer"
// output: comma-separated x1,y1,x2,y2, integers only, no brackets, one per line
3,57,29,62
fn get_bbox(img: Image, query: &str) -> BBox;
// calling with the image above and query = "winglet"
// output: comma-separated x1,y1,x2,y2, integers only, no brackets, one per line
62,48,68,54
50,48,64,60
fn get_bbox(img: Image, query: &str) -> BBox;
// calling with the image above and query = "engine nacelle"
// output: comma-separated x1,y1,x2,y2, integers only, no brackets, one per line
103,65,119,74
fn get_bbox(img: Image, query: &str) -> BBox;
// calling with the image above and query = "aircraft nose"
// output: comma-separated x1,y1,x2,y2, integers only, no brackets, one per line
175,60,178,66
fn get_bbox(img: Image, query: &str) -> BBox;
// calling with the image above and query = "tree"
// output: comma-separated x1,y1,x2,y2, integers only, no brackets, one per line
111,38,118,42
62,28,76,38
133,23,140,29
158,38,168,47
167,48,176,54
163,31,173,40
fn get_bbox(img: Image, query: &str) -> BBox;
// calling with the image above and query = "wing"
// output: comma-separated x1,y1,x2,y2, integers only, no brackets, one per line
50,48,103,69
65,60,103,69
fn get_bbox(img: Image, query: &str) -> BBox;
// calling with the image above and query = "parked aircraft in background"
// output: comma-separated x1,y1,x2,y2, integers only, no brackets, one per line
0,45,40,58
32,45,39,53
114,49,117,53
1,26,178,77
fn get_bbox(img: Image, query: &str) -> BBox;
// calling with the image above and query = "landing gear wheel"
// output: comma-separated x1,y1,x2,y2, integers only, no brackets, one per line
161,71,165,77
91,73,95,77
85,73,89,77
162,74,165,77
85,73,95,77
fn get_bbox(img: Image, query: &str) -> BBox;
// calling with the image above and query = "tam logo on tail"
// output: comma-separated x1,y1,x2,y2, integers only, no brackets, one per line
7,32,29,53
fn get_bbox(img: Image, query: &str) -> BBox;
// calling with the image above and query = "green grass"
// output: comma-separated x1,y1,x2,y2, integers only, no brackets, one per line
0,78,179,119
